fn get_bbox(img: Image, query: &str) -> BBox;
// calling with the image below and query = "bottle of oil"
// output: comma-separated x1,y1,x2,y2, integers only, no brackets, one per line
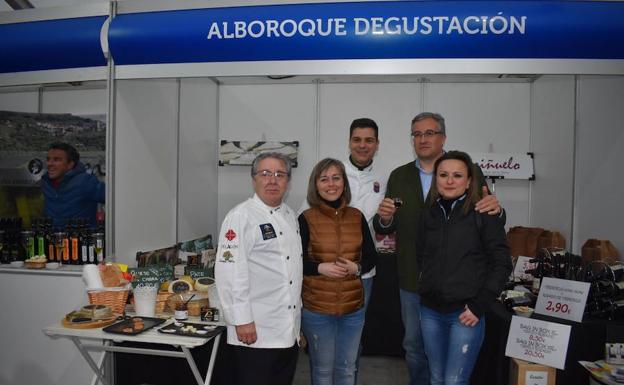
69,220,81,265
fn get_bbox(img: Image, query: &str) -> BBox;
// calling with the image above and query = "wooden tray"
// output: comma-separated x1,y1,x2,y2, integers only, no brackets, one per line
103,316,166,336
61,317,117,329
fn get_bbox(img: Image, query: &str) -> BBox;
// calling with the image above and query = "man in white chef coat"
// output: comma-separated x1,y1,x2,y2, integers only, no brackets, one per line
215,152,302,385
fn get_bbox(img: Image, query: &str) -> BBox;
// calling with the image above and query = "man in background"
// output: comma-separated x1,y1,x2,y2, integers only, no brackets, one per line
215,152,302,385
41,142,105,229
344,118,386,308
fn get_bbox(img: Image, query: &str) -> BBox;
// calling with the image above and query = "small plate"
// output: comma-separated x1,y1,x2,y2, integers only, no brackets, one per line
9,261,24,268
46,262,60,269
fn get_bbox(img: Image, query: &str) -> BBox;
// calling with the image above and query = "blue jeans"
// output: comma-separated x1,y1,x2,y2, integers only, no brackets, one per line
400,289,430,385
420,305,485,385
362,276,374,309
302,306,366,385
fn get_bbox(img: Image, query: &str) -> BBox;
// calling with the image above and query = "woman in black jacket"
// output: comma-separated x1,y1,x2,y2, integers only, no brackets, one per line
417,151,512,385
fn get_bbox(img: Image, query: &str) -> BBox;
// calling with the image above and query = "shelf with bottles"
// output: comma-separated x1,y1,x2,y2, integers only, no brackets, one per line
0,216,105,266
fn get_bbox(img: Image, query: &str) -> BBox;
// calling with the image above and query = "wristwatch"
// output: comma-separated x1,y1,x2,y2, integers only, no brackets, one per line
355,263,362,277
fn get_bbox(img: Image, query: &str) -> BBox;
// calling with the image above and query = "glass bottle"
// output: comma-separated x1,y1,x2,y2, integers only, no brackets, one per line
0,229,6,264
69,220,81,265
93,232,104,263
21,230,35,259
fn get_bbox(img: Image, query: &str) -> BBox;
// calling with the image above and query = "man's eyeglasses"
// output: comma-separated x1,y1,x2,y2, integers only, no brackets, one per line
411,130,443,139
255,170,289,180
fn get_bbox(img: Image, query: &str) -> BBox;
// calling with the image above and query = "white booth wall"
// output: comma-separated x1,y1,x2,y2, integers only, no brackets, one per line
1,74,623,385
2,75,622,265
573,76,624,253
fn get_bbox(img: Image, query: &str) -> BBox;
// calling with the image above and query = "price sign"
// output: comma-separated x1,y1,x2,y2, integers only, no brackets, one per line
514,256,536,280
186,268,212,280
128,265,174,288
535,277,590,322
505,316,571,370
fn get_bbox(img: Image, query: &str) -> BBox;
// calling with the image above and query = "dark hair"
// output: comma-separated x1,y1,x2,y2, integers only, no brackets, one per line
349,118,379,140
306,158,351,207
429,151,482,213
250,152,292,180
411,112,446,135
48,142,79,164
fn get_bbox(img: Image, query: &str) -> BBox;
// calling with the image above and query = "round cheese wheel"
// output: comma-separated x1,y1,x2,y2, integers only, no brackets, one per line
194,277,215,292
168,279,192,294
180,275,194,285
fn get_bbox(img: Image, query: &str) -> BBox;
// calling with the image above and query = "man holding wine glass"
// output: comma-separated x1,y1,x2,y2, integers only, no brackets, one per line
374,112,503,385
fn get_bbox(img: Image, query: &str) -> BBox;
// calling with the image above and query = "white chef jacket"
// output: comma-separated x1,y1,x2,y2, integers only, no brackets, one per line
215,194,303,348
343,158,387,279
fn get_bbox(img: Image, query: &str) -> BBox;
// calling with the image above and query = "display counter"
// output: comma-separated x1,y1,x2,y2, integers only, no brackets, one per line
471,302,617,385
0,266,98,385
360,256,618,385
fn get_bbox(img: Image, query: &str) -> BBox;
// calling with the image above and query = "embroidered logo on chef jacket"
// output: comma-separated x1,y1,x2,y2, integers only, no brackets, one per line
374,181,380,193
220,250,235,263
220,244,238,250
260,223,277,240
225,229,237,241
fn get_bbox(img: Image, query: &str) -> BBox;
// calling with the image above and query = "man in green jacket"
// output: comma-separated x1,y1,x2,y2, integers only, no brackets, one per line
374,112,502,385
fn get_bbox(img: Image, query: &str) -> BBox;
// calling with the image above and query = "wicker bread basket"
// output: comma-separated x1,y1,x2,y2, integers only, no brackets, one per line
25,261,46,269
87,289,130,315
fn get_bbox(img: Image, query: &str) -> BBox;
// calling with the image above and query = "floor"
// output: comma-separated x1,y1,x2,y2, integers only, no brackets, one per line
293,349,409,385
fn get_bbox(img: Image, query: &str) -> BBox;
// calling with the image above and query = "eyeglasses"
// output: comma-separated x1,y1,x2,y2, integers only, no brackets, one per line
255,170,289,180
411,130,443,139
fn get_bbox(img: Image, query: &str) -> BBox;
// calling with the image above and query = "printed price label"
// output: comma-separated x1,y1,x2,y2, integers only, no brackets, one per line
535,277,589,322
544,301,571,315
505,316,571,370
513,256,536,280
525,371,548,385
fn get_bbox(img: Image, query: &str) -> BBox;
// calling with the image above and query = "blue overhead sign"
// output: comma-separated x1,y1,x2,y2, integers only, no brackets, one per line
108,1,624,65
0,16,107,74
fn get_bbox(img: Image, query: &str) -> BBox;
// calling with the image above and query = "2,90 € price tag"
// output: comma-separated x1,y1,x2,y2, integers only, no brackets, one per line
535,277,590,322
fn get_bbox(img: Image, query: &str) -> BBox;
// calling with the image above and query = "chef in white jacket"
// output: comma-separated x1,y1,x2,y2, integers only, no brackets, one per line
215,152,302,385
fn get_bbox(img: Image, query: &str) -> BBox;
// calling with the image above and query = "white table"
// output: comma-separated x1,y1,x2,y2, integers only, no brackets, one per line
43,318,224,385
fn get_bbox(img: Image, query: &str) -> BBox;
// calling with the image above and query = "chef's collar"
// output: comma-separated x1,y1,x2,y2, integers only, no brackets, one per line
253,194,283,213
349,155,373,171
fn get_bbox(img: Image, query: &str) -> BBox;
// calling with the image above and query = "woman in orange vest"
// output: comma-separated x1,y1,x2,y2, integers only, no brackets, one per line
299,158,377,385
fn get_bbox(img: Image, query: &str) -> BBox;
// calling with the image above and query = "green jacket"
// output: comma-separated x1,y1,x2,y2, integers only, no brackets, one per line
374,160,489,292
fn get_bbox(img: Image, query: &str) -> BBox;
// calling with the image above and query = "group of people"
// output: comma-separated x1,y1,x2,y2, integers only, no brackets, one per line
214,112,512,385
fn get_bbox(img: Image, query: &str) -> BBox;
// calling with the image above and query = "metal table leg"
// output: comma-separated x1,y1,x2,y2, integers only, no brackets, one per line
90,341,111,385
71,337,110,385
180,332,222,385
204,333,222,385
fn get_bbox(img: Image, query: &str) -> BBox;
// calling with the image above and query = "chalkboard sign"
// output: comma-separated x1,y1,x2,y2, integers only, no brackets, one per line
128,265,174,288
185,268,214,280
